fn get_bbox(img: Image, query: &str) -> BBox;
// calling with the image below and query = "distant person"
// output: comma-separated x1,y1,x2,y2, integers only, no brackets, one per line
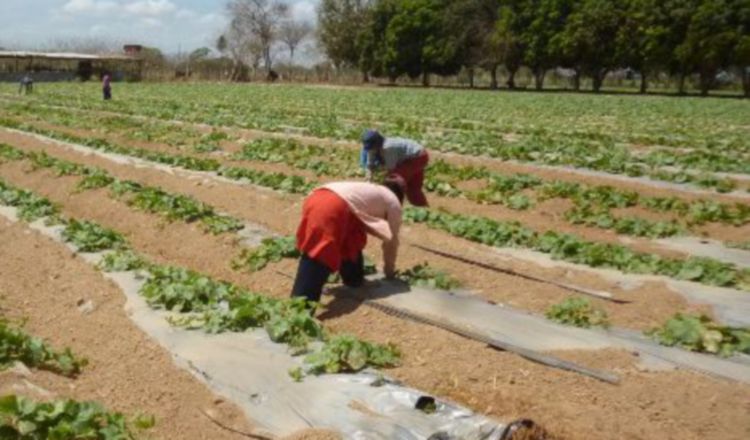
102,74,112,100
361,130,430,207
18,75,33,95
290,178,405,304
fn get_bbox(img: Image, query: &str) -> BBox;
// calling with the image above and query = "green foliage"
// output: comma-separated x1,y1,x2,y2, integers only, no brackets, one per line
219,166,314,194
97,249,147,272
304,334,401,375
77,171,115,191
565,204,683,238
112,181,244,235
0,395,147,440
140,265,239,313
398,263,461,290
0,143,25,161
404,207,750,290
232,236,300,272
648,314,750,357
0,320,86,377
62,220,125,253
545,297,609,328
0,180,59,223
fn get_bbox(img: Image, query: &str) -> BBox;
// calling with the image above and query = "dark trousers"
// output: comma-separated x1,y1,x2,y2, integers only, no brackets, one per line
291,253,365,303
103,87,112,100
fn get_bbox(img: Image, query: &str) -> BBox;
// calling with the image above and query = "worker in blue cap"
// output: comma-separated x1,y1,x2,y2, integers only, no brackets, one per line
360,130,429,206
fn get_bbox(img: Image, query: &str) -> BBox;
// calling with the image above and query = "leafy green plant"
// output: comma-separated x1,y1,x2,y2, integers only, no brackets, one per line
232,236,300,272
303,334,400,376
648,314,750,357
97,249,147,272
77,171,115,191
0,180,59,222
0,395,148,439
398,263,461,290
113,181,243,235
0,143,25,161
62,220,125,253
545,297,609,328
404,207,750,290
140,265,239,313
0,320,86,377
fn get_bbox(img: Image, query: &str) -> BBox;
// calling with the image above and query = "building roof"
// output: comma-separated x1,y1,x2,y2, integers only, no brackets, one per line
0,51,136,62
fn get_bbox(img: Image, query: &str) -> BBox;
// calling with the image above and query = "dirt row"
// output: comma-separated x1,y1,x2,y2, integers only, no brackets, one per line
0,218,339,440
2,134,749,439
3,121,747,260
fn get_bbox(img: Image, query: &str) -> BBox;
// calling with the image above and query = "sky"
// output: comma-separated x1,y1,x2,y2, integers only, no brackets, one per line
0,0,319,54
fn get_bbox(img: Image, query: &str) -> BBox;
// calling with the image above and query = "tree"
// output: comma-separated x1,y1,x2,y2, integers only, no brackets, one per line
519,0,573,90
656,0,697,94
616,0,670,93
216,35,228,54
227,0,289,73
221,18,264,81
445,0,501,89
378,0,463,86
490,3,525,89
676,0,746,95
552,0,624,92
733,0,750,97
317,0,373,75
280,19,313,65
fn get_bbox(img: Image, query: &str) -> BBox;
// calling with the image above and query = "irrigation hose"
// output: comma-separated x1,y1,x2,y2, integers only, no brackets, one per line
408,242,628,304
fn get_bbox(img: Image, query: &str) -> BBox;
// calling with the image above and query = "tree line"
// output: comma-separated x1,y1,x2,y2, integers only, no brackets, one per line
317,0,750,96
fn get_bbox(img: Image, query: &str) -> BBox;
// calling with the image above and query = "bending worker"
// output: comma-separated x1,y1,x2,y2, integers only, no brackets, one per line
291,178,405,304
361,130,429,207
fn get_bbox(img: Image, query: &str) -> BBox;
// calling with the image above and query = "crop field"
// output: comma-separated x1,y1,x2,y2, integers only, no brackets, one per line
0,82,749,440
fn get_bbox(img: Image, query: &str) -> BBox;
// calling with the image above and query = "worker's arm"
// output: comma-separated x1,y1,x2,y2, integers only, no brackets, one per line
382,204,402,279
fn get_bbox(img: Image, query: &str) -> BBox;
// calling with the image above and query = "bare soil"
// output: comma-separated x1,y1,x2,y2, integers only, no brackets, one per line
0,217,327,440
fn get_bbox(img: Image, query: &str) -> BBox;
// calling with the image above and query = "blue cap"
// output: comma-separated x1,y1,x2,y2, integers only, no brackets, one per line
362,130,384,150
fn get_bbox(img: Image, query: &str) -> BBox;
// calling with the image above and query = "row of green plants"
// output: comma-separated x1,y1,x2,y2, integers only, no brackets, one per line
4,87,747,189
0,395,153,439
545,297,750,357
2,100,230,155
403,208,750,291
6,113,749,240
5,84,744,156
1,144,244,235
232,138,749,239
0,120,315,195
0,319,86,378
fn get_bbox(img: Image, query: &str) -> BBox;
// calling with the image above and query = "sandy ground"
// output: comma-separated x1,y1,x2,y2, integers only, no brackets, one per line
0,218,341,440
2,141,749,439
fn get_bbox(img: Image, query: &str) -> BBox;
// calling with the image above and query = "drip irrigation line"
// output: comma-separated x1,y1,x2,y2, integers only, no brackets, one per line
199,409,275,440
409,242,628,304
273,270,619,384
